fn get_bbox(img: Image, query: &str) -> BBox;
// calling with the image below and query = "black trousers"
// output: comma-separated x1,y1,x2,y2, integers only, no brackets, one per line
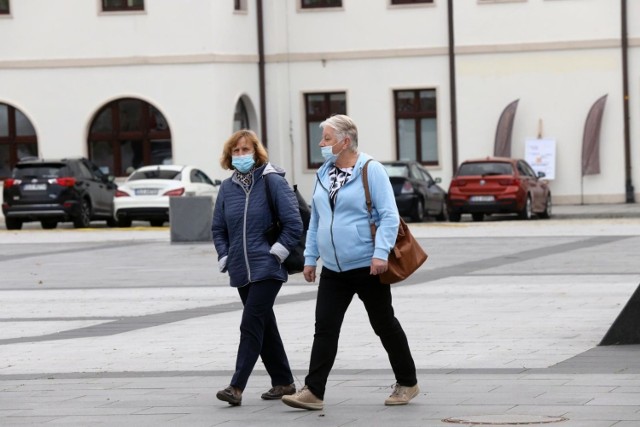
305,267,417,400
230,279,293,390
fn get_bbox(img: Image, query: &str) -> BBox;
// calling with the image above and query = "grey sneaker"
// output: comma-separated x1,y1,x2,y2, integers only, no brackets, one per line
384,383,420,406
281,385,324,410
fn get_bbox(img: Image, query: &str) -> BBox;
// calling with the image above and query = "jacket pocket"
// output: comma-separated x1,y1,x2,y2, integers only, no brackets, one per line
322,225,371,264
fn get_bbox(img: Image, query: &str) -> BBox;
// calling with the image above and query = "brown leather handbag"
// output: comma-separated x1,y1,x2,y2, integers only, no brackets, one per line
363,160,428,284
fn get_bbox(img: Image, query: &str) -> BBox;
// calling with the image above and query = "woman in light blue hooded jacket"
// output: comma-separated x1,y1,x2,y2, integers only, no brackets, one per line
282,115,419,411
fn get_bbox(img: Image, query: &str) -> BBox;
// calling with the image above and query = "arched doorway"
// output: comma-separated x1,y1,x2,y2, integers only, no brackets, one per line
88,98,171,176
0,103,38,178
233,98,250,131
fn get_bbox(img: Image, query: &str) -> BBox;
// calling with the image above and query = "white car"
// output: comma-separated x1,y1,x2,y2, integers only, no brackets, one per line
114,165,220,227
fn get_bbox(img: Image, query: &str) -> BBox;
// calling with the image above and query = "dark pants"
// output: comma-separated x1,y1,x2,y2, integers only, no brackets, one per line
230,279,293,390
305,267,417,400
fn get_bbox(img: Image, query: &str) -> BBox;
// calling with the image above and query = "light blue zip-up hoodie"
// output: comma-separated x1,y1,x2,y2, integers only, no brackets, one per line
304,153,399,272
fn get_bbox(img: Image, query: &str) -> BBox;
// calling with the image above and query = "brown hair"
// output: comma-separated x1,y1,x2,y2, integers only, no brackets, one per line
219,129,269,170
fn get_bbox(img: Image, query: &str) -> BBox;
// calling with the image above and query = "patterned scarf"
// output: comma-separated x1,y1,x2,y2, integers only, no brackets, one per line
235,166,256,192
329,165,353,208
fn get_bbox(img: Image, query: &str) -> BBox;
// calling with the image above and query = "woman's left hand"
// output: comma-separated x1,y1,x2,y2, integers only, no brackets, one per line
370,258,388,276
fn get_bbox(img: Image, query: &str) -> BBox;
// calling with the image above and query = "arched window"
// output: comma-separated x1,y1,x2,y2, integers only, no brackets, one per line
0,103,38,178
88,98,171,176
233,98,250,131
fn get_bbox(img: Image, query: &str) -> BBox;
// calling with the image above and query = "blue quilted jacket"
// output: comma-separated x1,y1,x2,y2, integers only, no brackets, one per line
211,163,302,287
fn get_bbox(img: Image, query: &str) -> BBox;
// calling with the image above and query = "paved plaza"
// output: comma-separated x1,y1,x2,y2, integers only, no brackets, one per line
1,205,640,426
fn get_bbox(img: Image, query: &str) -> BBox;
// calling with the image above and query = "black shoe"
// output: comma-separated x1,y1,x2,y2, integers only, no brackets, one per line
217,385,242,406
261,383,296,400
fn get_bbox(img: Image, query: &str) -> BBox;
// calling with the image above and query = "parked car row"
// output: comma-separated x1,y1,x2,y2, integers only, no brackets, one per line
2,158,220,230
381,157,551,223
2,156,551,230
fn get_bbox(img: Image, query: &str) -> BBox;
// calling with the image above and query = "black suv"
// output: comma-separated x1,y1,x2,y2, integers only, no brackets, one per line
2,157,117,230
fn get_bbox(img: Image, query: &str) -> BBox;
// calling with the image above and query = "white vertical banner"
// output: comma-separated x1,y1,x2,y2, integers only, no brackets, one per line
525,138,556,180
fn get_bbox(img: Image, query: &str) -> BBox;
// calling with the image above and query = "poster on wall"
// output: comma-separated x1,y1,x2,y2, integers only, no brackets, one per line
525,138,556,180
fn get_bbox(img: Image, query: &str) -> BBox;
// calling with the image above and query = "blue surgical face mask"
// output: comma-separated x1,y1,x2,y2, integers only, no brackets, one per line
232,153,255,173
322,139,347,163
320,145,337,163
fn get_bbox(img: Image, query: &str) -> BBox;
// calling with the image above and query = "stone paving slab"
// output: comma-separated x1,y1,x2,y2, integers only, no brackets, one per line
1,218,640,426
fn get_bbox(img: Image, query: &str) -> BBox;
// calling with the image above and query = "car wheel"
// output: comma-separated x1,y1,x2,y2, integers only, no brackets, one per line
518,195,533,220
150,219,165,227
117,217,132,228
435,201,448,222
5,218,23,230
73,199,92,228
539,194,552,219
449,212,461,222
471,213,484,222
41,220,58,229
411,199,425,222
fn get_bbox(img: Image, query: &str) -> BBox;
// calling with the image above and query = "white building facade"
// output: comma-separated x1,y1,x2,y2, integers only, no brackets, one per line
1,0,638,205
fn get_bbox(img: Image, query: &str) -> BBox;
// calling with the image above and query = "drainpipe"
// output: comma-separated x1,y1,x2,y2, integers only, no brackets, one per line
621,0,634,202
447,0,459,173
256,0,268,146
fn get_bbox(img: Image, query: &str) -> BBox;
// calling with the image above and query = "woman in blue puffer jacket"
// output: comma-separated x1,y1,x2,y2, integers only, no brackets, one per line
211,129,302,406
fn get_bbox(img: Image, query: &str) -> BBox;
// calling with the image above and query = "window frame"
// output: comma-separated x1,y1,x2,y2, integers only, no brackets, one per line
101,0,144,12
393,88,439,166
87,98,171,177
304,92,347,169
0,0,9,15
0,104,38,179
391,0,433,4
234,0,248,12
300,0,342,9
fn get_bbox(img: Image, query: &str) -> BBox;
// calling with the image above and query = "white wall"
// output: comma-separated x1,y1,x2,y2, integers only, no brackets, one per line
1,0,638,205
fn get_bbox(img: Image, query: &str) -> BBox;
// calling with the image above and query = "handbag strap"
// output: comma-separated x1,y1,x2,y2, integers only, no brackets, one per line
263,174,277,222
361,159,377,240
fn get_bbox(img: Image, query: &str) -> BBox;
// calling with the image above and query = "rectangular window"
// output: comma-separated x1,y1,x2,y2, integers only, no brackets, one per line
394,89,438,165
102,0,144,12
301,0,342,9
304,92,346,169
391,0,433,4
0,0,9,14
234,0,247,11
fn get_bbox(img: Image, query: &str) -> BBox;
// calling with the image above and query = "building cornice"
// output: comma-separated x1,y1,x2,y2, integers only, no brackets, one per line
0,38,637,69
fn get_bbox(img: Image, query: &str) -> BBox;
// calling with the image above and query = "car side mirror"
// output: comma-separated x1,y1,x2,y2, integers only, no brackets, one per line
537,171,546,178
213,179,221,186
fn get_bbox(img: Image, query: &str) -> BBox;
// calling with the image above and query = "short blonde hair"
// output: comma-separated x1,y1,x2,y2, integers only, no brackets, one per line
219,129,269,170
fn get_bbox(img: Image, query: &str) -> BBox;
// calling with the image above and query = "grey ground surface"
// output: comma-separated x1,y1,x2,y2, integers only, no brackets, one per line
2,203,640,426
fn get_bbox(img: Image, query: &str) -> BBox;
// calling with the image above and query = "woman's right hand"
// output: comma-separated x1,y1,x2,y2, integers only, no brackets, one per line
303,265,316,283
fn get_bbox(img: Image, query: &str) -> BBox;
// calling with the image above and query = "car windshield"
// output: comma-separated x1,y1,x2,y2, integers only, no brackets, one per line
14,164,67,179
129,169,181,181
458,162,513,176
383,164,410,178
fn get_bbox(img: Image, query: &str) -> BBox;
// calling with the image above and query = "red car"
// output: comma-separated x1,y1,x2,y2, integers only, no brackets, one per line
446,157,551,222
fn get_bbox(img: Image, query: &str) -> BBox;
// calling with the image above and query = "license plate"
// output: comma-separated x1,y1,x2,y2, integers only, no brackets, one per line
135,188,159,196
470,195,495,202
23,183,47,191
